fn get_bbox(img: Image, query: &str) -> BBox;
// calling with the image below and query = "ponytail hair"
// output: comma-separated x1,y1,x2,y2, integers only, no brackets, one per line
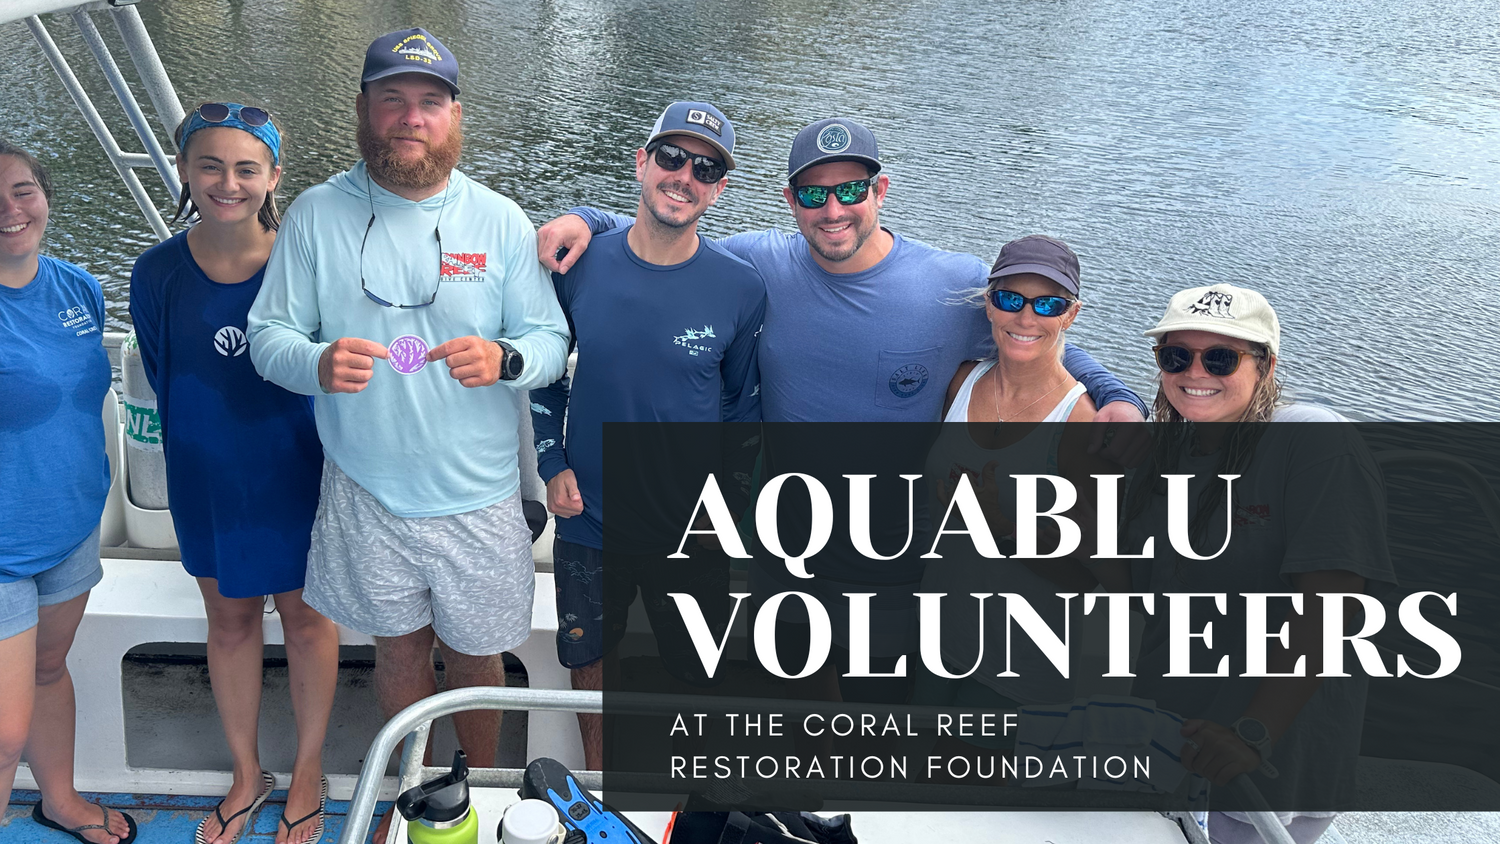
172,111,282,232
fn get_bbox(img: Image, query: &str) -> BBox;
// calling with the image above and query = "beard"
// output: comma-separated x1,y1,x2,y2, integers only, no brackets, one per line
642,178,708,231
806,211,878,263
357,102,463,191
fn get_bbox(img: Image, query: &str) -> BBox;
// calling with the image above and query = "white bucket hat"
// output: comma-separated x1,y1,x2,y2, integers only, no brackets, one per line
1144,283,1280,358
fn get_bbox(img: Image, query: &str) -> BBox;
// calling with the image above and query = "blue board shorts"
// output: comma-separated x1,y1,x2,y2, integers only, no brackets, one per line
0,526,103,640
552,536,729,686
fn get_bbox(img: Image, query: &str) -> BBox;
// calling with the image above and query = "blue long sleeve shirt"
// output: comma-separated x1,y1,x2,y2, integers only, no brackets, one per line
129,232,323,598
567,208,1145,422
532,226,766,549
247,163,570,518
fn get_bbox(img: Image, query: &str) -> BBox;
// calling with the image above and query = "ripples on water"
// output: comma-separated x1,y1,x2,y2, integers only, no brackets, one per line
3,0,1498,418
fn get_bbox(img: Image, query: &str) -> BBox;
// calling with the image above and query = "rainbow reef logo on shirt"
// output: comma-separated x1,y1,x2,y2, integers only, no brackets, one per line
440,251,487,281
214,326,248,357
393,34,442,64
889,363,929,398
673,325,716,357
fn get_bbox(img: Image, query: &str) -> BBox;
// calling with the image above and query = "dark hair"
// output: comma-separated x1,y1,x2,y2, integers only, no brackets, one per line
172,112,282,232
0,141,55,203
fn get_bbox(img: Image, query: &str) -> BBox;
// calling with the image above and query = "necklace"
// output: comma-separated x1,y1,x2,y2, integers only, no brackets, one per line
990,365,1069,432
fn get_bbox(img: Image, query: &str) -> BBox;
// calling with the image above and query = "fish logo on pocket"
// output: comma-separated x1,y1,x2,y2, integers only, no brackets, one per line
388,335,430,375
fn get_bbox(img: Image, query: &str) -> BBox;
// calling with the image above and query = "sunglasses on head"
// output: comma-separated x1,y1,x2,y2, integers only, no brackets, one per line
793,177,876,209
646,141,727,184
988,288,1076,317
195,102,272,127
1154,344,1264,377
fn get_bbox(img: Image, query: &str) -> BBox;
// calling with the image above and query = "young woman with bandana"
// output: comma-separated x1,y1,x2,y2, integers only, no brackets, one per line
128,104,336,844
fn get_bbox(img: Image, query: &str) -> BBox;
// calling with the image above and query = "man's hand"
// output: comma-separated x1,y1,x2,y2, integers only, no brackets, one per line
1180,719,1264,786
429,336,503,387
1089,401,1152,467
536,213,593,274
318,338,389,394
547,469,584,518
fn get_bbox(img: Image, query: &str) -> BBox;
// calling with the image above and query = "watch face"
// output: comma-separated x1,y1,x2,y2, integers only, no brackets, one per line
1238,719,1268,743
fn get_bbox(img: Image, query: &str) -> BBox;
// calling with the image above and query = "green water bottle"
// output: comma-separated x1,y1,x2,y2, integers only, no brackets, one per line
396,750,479,844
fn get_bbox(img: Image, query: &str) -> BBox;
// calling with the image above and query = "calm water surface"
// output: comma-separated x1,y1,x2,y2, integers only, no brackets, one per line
3,0,1499,418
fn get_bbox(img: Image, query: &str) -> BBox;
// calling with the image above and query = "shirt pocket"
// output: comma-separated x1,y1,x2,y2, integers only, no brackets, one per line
874,345,945,411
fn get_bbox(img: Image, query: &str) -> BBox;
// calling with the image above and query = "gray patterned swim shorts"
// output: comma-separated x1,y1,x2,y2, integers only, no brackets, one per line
304,460,535,656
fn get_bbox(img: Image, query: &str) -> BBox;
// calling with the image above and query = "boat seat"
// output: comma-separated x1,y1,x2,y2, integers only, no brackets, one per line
19,556,579,800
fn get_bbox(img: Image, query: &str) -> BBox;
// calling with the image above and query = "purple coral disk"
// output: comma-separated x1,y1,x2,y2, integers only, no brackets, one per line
388,334,430,375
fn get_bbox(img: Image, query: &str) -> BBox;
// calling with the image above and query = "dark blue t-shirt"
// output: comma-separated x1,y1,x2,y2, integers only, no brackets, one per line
129,232,322,598
532,226,766,550
0,256,111,580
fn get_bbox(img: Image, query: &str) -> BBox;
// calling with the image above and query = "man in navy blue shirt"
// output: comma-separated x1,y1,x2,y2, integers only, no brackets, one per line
531,102,765,769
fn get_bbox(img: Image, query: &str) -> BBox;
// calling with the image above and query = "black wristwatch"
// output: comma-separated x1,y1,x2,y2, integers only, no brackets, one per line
1231,717,1279,779
495,340,524,381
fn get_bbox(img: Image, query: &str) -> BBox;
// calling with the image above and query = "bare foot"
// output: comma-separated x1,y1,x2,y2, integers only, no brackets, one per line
201,769,266,844
42,798,133,844
370,806,395,844
275,769,326,844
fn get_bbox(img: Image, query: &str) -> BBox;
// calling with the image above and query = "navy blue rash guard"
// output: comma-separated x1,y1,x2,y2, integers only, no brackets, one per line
531,226,766,550
130,232,322,598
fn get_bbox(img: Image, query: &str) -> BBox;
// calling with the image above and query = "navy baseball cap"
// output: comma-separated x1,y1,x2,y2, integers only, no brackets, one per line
645,102,736,170
787,118,881,182
362,28,460,97
987,235,1082,296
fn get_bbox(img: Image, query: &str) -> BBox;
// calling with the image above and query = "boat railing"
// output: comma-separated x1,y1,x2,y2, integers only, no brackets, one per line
21,1,183,242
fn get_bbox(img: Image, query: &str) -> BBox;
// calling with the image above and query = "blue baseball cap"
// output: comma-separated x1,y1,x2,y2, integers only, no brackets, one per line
645,102,736,170
787,118,881,183
361,28,460,97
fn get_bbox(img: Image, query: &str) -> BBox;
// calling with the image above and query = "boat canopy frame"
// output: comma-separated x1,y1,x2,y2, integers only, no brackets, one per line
15,0,183,241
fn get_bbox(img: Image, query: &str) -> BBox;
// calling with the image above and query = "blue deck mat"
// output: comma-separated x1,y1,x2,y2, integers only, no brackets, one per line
1,790,393,844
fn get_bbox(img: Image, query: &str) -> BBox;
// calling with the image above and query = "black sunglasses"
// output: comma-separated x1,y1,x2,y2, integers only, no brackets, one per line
646,141,727,184
793,178,876,209
195,102,271,127
1154,344,1264,377
988,288,1076,317
359,173,448,309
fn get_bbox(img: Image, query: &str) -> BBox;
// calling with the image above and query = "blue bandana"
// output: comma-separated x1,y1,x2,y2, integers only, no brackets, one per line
179,103,281,165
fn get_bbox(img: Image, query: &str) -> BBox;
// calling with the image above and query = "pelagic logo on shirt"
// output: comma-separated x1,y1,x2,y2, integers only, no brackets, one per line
673,325,716,356
58,304,98,337
440,251,487,282
214,326,248,357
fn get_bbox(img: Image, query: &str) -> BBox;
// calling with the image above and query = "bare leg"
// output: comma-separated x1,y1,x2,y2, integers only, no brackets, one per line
0,626,38,826
571,662,603,770
197,580,270,844
25,592,131,844
272,590,339,844
371,627,439,844
434,639,504,768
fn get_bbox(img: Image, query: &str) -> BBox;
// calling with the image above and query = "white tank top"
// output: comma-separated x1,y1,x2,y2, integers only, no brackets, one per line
943,359,1087,424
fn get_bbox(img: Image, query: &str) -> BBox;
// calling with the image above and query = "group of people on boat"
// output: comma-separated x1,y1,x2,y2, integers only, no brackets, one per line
0,23,1390,844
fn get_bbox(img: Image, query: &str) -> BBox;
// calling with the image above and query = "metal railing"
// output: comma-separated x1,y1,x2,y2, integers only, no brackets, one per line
25,1,182,242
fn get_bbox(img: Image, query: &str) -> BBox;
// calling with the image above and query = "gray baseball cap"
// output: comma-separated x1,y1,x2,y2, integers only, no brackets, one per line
987,235,1082,296
787,118,881,182
645,102,736,170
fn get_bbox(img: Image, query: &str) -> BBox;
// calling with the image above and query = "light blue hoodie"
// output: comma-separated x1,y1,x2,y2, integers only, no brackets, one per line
248,162,569,518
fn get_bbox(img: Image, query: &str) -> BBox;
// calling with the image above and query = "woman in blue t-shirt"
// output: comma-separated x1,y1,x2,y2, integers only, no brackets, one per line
0,143,136,843
128,106,335,844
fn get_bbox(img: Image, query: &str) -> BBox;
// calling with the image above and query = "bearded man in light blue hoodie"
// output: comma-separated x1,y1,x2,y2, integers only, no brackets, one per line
247,28,569,790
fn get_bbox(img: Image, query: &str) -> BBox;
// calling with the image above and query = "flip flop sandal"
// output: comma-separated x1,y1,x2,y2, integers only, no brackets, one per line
195,769,275,844
32,802,139,844
279,775,328,844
